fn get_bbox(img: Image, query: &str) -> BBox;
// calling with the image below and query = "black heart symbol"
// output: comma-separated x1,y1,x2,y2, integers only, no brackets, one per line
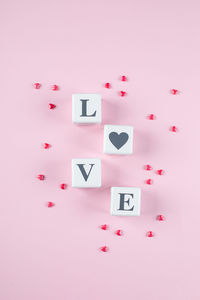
109,132,129,149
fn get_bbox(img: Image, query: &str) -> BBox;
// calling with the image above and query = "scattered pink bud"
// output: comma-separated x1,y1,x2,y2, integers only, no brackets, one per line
121,75,127,81
43,143,50,149
147,231,154,237
146,179,153,185
100,224,108,230
105,82,111,89
120,91,126,97
100,246,109,252
148,114,156,120
170,89,179,95
170,126,178,132
49,103,56,109
157,169,164,175
115,229,123,236
34,82,41,89
60,183,67,190
47,202,55,207
144,164,152,171
157,214,165,221
52,84,59,91
37,174,45,180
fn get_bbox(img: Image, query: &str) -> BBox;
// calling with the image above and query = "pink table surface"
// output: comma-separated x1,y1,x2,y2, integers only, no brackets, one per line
0,0,200,299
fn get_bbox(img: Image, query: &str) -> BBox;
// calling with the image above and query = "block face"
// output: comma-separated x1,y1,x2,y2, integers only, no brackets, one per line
110,187,141,216
72,158,101,188
104,125,133,155
72,94,101,124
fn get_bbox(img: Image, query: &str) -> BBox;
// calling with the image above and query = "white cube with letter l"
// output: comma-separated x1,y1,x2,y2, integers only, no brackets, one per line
72,158,101,188
110,187,141,216
72,94,101,124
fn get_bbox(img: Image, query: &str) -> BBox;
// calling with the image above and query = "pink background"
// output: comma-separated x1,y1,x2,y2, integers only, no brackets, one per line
0,0,200,299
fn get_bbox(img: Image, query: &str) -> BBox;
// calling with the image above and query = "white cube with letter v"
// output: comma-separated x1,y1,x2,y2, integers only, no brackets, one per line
110,187,141,216
72,158,101,188
72,94,101,124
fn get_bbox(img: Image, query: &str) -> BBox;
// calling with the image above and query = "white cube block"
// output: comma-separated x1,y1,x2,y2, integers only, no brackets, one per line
72,94,101,124
110,187,141,216
104,125,133,155
72,158,101,188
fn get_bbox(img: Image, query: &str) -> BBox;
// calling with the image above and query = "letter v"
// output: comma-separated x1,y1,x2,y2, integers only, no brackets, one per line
77,164,95,181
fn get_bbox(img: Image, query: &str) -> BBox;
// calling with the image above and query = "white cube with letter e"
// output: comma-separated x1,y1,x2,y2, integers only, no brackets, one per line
110,187,141,216
72,94,101,124
72,158,101,188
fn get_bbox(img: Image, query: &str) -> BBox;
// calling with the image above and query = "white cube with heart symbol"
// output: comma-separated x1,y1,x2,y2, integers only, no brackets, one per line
72,158,101,188
72,94,101,124
104,125,133,155
110,187,141,216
